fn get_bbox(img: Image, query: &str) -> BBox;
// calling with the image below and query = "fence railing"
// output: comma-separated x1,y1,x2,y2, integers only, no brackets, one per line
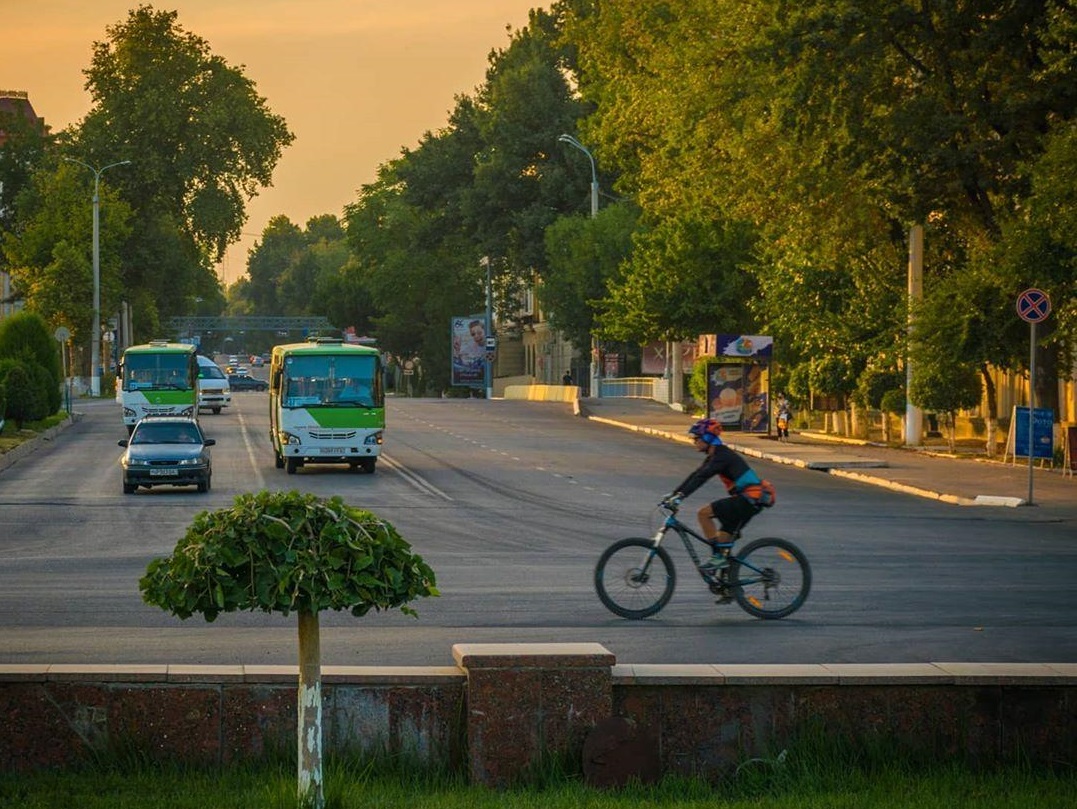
599,376,658,399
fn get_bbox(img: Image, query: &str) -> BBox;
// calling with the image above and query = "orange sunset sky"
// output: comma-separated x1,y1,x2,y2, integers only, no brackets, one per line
2,1,545,284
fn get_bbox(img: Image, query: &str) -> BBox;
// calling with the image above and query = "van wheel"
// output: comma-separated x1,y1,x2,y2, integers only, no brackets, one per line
211,407,221,414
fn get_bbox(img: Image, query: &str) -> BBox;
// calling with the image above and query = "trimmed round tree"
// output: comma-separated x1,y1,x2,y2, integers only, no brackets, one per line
140,490,438,809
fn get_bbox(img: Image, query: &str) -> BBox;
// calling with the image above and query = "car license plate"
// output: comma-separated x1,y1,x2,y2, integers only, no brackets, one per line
318,448,345,455
150,468,179,476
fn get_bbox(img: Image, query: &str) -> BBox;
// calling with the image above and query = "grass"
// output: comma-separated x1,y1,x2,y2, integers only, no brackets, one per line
0,411,70,454
2,744,1074,809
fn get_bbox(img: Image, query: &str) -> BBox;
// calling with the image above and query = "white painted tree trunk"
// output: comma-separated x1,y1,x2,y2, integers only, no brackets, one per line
298,610,323,809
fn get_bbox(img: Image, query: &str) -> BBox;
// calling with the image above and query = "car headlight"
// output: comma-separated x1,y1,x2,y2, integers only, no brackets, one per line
364,432,383,446
179,406,194,417
177,457,202,466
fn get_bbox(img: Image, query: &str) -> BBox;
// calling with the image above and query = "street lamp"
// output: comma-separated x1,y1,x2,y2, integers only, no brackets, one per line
558,134,601,396
64,157,131,397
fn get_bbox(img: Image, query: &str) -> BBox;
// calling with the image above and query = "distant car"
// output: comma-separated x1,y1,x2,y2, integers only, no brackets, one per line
118,416,215,494
228,373,268,392
236,365,251,376
251,356,265,367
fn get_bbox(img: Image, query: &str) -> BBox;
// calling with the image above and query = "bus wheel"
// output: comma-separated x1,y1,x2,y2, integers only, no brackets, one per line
275,453,284,469
360,459,376,474
286,458,299,475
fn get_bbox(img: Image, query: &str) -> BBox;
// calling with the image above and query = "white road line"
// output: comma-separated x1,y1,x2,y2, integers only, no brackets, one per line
380,454,453,501
236,409,266,490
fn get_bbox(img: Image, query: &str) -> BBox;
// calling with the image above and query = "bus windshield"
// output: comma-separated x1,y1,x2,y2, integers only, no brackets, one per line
123,354,193,391
282,354,381,408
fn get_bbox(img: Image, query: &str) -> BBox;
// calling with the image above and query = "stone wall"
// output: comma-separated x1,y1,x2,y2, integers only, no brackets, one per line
2,649,1074,784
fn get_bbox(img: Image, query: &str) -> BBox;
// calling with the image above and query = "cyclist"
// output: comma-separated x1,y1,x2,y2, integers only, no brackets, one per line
663,418,772,573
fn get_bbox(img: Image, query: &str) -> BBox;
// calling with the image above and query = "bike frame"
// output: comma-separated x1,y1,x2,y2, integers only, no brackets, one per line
647,507,771,585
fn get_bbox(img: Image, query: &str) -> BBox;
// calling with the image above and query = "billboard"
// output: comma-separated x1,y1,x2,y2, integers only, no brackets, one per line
451,315,486,387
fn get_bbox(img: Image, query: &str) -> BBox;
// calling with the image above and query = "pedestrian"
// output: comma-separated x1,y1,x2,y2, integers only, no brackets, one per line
562,370,573,386
662,418,775,573
776,393,791,442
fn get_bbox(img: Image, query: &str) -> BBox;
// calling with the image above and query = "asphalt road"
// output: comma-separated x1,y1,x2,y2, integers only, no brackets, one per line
1,393,1075,667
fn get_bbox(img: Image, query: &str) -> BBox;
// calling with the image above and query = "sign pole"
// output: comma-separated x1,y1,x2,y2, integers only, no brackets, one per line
1028,320,1036,505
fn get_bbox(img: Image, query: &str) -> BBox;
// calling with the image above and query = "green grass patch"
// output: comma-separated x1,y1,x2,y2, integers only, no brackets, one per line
2,747,1073,809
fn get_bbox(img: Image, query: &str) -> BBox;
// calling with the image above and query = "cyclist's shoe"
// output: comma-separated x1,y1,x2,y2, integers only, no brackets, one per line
700,552,729,573
715,593,733,605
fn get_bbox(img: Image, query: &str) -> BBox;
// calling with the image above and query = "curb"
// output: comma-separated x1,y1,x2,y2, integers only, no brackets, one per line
582,414,1023,508
0,413,82,475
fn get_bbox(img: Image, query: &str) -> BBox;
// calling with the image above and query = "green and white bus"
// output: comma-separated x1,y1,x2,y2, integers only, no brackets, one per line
117,340,199,432
269,337,384,474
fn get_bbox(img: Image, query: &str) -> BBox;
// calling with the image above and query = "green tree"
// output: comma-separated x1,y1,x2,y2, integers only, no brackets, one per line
542,201,637,354
72,5,294,338
141,490,437,809
0,310,63,414
909,360,983,453
3,163,131,364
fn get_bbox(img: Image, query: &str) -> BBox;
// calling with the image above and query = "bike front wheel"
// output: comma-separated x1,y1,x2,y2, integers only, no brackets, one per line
730,537,811,619
594,538,676,619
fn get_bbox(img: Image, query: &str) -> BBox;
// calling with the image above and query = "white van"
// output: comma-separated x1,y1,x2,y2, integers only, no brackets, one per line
196,354,232,414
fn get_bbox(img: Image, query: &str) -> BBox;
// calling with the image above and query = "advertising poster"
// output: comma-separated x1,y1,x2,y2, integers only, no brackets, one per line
716,334,773,359
451,315,487,387
706,361,770,433
1013,406,1054,459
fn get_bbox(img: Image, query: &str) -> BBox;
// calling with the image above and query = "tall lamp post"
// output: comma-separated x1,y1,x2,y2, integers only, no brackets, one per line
64,157,131,397
558,134,602,397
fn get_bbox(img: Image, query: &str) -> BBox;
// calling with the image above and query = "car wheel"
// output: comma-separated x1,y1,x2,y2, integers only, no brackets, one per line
197,476,210,493
123,483,136,494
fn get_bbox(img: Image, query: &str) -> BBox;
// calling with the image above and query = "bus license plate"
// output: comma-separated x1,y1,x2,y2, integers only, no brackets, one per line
318,448,345,455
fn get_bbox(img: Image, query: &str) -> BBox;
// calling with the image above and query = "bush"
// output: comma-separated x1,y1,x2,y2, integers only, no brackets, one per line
0,311,61,409
3,364,42,428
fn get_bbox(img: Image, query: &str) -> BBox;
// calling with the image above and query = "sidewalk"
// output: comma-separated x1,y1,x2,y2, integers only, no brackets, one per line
580,397,1077,512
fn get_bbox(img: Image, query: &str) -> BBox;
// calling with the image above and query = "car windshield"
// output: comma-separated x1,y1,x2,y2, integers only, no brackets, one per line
132,423,202,444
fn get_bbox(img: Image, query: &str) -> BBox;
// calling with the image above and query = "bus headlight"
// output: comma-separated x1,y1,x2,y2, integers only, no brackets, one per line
364,432,383,446
123,407,136,418
279,431,301,445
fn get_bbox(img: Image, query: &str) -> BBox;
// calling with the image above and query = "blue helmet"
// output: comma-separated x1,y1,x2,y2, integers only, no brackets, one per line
688,418,723,446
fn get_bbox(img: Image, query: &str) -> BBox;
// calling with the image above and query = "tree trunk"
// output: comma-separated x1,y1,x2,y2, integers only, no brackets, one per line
298,610,324,809
980,363,999,457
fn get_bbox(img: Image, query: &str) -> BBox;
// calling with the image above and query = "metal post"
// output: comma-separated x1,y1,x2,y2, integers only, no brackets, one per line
64,158,130,397
484,257,493,400
1028,321,1036,505
558,134,602,398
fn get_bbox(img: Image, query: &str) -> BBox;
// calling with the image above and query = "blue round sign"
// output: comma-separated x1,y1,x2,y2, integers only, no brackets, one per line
1016,288,1051,323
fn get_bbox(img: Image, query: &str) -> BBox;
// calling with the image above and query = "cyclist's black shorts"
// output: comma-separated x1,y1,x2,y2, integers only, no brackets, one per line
709,494,762,534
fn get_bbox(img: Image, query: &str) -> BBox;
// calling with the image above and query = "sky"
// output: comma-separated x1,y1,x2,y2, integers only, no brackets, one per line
2,0,544,284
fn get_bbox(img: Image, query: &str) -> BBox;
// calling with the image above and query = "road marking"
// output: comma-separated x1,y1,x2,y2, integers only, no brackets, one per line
236,409,266,490
380,454,453,501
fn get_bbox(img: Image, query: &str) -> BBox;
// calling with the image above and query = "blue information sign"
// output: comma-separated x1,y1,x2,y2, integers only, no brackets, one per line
1014,406,1054,459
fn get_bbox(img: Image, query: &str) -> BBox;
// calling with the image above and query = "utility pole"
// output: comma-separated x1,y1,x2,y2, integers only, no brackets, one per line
64,157,131,397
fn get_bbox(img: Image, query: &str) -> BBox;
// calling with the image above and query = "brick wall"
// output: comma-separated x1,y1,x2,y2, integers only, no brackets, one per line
2,650,1074,784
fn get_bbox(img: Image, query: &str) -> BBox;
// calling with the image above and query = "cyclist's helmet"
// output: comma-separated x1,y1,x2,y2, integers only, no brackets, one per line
688,418,723,446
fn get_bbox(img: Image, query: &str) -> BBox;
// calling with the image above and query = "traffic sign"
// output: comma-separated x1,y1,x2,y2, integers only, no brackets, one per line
1016,288,1051,323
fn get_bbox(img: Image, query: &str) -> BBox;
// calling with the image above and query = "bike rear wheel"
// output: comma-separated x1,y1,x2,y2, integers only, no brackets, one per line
594,538,676,619
730,537,811,619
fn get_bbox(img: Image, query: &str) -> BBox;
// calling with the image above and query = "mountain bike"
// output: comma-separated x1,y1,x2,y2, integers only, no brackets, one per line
594,500,811,620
